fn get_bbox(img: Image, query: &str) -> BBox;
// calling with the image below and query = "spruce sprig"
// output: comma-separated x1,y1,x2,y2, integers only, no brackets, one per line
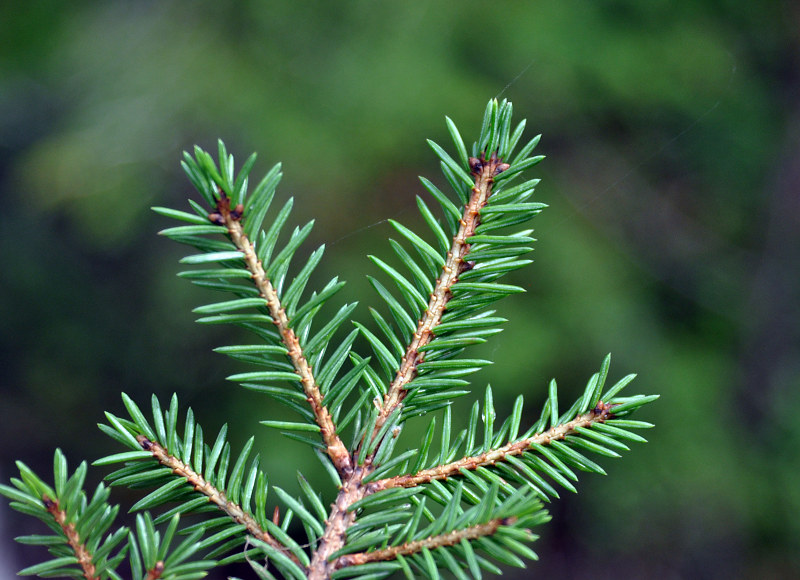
2,99,657,580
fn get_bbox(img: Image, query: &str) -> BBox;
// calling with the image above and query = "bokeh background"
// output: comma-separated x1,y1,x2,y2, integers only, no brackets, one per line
2,1,798,578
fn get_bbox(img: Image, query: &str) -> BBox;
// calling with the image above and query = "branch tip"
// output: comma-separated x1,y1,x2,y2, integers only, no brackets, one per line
208,188,243,223
136,434,153,450
593,400,615,419
145,561,165,580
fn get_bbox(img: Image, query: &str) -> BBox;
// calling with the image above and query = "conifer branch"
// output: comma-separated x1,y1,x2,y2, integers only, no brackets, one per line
135,434,299,565
374,403,615,491
41,495,98,580
209,190,352,474
2,100,659,580
369,153,508,449
307,153,516,579
334,515,517,568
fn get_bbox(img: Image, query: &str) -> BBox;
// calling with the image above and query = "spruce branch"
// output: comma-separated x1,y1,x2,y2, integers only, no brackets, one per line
334,515,516,568
0,449,218,580
305,152,518,578
368,152,510,451
208,190,351,475
135,434,293,562
97,392,322,573
373,402,616,491
41,494,99,580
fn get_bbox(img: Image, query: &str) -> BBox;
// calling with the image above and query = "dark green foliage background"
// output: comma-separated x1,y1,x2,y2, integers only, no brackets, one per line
1,1,797,578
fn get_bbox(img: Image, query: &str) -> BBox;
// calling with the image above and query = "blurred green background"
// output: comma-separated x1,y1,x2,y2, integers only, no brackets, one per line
2,1,798,578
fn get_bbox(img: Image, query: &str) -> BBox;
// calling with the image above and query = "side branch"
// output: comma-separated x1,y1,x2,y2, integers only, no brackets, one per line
136,435,300,565
211,192,352,474
372,154,508,441
333,515,517,568
374,403,614,490
42,495,98,580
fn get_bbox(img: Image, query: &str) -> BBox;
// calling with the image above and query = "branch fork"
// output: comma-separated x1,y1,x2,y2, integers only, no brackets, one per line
306,152,514,578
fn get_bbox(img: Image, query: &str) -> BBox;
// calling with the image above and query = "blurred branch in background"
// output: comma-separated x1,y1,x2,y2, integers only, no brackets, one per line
1,0,798,578
738,107,800,428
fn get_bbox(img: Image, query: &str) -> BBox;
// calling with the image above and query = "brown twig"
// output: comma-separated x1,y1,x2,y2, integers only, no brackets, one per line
307,464,373,580
211,191,352,475
373,403,615,491
136,435,301,566
367,153,507,456
42,495,98,580
334,515,518,568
